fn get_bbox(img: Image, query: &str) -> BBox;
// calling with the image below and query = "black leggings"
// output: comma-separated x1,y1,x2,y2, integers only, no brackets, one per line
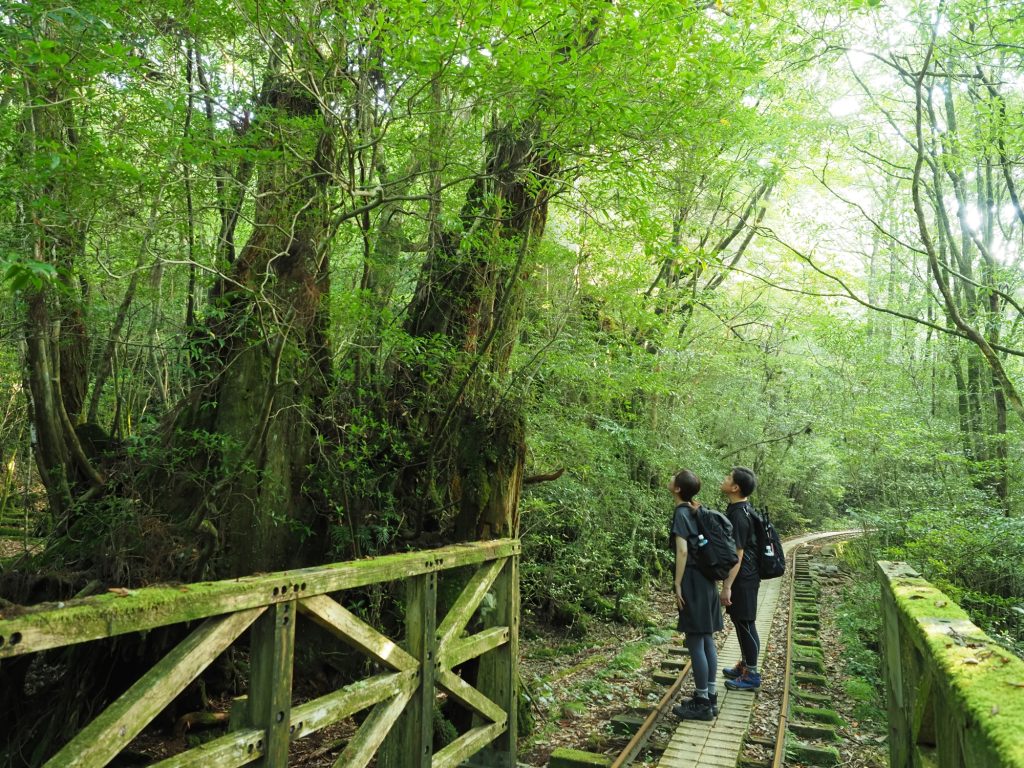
734,618,760,667
685,632,717,690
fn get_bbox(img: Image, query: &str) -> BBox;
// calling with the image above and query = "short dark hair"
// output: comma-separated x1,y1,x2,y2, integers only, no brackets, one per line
673,469,701,502
731,466,757,497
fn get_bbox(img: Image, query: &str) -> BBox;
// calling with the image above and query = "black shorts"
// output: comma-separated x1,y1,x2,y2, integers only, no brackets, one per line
725,579,759,622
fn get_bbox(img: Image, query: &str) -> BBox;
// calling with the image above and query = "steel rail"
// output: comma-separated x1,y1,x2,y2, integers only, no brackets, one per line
609,529,862,767
771,543,802,768
610,656,693,768
772,530,861,767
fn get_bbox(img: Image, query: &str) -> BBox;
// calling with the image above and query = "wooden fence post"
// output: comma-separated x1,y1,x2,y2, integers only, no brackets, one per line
381,572,437,768
249,600,296,767
474,555,518,767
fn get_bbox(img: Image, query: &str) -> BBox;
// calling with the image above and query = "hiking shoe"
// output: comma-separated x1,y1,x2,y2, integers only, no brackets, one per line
722,661,746,680
725,671,761,691
672,696,714,721
708,692,719,716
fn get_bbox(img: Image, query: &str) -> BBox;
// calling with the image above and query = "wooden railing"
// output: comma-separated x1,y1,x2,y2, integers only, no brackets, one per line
0,539,520,768
878,561,1024,768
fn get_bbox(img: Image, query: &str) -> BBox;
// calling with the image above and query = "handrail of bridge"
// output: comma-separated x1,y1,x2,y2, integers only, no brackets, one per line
878,561,1024,768
0,538,521,768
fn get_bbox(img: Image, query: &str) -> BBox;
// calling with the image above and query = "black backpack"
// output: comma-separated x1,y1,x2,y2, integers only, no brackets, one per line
747,506,786,580
690,505,739,582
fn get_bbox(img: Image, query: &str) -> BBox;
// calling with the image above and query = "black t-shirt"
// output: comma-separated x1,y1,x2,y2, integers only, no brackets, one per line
671,503,700,564
726,500,760,582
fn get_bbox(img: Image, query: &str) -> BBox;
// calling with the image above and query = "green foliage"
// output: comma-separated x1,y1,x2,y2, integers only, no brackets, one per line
0,0,1021,667
0,257,56,291
432,706,458,748
832,575,887,724
7,0,1024,764
864,509,1024,655
607,641,647,672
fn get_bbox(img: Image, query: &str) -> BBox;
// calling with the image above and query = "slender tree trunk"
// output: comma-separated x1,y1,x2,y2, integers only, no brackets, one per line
18,66,100,519
24,294,73,519
991,373,1009,507
910,48,1024,421
949,350,973,458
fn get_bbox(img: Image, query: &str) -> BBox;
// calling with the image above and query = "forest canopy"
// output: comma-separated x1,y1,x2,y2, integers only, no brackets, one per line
2,0,1024,757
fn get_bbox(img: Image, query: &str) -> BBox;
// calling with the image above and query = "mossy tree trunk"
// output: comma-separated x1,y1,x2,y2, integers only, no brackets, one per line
390,13,607,544
19,59,98,526
166,77,336,577
395,121,551,543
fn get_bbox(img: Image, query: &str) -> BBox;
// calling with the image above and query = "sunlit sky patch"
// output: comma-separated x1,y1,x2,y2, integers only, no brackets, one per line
829,96,860,117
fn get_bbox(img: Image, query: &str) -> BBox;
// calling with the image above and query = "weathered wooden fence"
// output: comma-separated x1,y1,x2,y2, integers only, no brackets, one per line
878,561,1024,768
0,539,520,768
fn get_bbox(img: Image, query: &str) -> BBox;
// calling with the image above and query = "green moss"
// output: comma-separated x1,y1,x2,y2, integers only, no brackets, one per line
793,704,845,725
789,721,839,741
795,672,828,686
794,644,824,658
793,688,831,704
785,739,840,766
432,706,457,747
607,641,648,672
526,639,589,661
883,563,1024,765
843,678,875,702
794,656,826,672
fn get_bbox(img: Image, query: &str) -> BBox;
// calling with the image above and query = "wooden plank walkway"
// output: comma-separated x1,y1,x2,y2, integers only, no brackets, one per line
658,576,783,768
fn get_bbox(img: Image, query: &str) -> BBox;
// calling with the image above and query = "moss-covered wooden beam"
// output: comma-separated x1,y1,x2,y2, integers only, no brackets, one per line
148,727,263,768
0,539,519,659
119,673,410,767
333,675,416,768
379,572,437,767
440,625,509,669
298,594,417,672
435,558,504,651
432,722,506,768
289,669,416,739
44,607,263,768
436,668,506,724
878,561,1024,768
248,602,294,767
474,554,518,765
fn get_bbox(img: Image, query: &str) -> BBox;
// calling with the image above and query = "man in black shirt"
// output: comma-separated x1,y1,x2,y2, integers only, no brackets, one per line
719,467,762,691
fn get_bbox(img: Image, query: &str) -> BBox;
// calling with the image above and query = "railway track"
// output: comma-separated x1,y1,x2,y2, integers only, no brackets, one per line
602,529,862,768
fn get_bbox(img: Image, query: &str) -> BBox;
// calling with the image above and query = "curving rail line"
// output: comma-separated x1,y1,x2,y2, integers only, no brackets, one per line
610,529,862,767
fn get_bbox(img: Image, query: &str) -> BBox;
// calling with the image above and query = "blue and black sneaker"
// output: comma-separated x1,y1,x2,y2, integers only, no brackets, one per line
724,670,761,691
722,661,746,680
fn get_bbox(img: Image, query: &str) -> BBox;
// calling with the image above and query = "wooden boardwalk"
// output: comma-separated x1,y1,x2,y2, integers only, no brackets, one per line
658,576,783,768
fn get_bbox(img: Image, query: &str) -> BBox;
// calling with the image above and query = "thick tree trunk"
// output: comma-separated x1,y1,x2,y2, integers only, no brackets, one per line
165,78,335,577
397,121,553,541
